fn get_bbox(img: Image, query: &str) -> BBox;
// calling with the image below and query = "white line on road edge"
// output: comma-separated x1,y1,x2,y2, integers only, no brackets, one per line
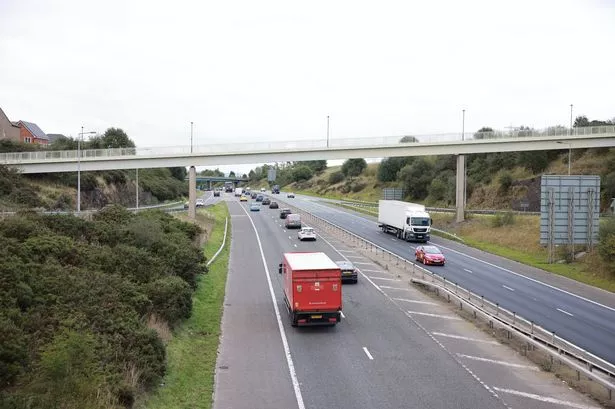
340,311,345,319
379,285,411,291
557,308,574,317
368,276,399,282
337,250,355,253
432,332,500,345
456,354,539,370
502,285,515,292
353,262,376,265
492,387,601,409
206,217,228,267
394,298,438,306
344,255,367,260
406,311,462,320
240,205,305,409
362,347,374,360
463,268,473,274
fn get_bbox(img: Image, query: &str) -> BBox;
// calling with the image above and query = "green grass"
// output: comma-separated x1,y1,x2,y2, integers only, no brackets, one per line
140,202,230,409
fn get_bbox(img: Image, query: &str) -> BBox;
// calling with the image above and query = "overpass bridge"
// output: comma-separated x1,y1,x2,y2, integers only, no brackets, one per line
2,126,614,220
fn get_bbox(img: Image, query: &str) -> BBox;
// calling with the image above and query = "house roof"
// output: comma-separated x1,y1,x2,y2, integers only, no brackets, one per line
46,133,66,143
19,121,48,140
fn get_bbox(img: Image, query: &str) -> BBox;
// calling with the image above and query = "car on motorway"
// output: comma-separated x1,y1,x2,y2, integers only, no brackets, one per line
240,195,248,202
269,201,279,209
335,260,358,283
251,192,257,199
256,194,264,202
249,202,260,211
196,199,205,207
297,227,316,241
285,213,301,229
213,190,220,197
415,245,445,266
279,208,291,219
262,197,271,205
260,187,266,192
287,192,295,198
183,201,189,209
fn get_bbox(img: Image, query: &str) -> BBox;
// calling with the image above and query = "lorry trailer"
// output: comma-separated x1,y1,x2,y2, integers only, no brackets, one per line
279,252,342,326
378,200,431,242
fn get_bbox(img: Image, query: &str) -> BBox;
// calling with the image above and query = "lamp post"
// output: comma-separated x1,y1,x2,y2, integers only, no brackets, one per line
326,115,330,148
136,168,139,209
570,104,574,135
190,121,194,154
462,109,466,141
77,126,97,213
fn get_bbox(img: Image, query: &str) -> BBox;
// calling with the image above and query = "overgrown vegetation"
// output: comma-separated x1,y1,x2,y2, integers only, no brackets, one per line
0,206,207,408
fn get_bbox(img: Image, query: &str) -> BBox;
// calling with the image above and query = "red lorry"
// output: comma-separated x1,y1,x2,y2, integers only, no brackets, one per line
279,252,342,326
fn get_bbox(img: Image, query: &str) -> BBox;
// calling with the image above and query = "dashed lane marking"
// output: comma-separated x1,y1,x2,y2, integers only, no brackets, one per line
394,298,438,306
432,332,499,345
353,262,376,266
502,285,515,292
362,347,374,360
379,285,411,291
406,311,462,320
340,311,345,319
557,308,574,317
492,387,601,409
368,276,399,282
463,268,473,274
457,354,539,370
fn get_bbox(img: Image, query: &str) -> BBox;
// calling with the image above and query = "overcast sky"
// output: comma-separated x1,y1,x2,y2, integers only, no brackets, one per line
1,0,614,175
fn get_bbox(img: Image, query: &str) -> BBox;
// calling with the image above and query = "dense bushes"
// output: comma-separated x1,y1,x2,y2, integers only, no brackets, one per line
0,206,206,408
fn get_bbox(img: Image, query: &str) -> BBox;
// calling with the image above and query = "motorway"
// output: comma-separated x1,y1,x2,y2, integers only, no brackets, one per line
271,193,615,366
213,193,603,409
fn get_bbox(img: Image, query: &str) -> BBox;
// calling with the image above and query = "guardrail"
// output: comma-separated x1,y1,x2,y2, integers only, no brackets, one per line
337,200,542,216
280,199,615,399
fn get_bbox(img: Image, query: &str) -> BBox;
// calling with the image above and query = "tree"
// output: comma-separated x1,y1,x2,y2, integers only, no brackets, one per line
399,135,418,143
398,158,434,200
473,127,494,140
341,158,367,179
169,167,187,181
298,160,327,173
292,166,313,182
229,171,236,178
518,151,549,174
101,128,135,148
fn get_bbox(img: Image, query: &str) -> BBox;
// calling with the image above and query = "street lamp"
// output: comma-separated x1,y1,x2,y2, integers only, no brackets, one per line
557,141,572,175
462,109,466,141
190,121,194,154
570,104,574,135
326,115,330,148
77,126,97,213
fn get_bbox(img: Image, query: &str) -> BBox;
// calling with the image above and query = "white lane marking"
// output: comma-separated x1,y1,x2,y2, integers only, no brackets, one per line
361,269,385,273
391,238,397,241
432,332,499,345
406,311,462,320
433,243,615,313
463,268,473,274
337,250,355,253
288,236,292,240
457,354,539,370
239,205,305,409
492,387,601,409
353,262,376,265
394,298,438,306
362,347,374,360
340,311,345,319
379,285,410,291
502,285,515,292
293,244,297,248
368,276,399,282
557,308,574,317
344,255,366,260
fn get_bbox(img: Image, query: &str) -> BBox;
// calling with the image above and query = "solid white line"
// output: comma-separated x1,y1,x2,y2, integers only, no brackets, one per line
362,347,374,360
463,268,473,274
492,387,601,409
340,311,345,319
361,269,385,273
337,250,355,253
239,205,305,409
433,243,615,313
379,285,410,291
502,285,515,292
368,276,399,282
432,332,499,345
394,298,438,306
557,308,574,317
406,311,461,320
353,262,375,265
457,354,539,370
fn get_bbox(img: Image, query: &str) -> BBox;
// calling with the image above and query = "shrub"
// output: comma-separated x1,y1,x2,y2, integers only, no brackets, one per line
146,276,193,326
491,211,515,227
351,182,367,192
328,171,345,184
498,172,513,194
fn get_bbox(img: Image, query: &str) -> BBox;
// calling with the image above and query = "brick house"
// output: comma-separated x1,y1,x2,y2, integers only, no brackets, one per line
0,107,20,142
18,120,49,145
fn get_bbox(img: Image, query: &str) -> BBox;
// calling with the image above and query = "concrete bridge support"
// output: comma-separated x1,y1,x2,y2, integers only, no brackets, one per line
456,154,466,223
189,166,196,219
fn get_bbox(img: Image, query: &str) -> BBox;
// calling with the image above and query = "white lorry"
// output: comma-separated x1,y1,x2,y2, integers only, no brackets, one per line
377,200,431,242
235,187,243,197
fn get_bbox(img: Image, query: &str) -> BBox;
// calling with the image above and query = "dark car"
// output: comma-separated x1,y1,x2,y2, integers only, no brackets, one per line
335,260,358,284
279,208,292,219
256,194,264,202
415,245,445,266
213,191,220,197
251,192,257,199
269,201,279,209
262,197,271,205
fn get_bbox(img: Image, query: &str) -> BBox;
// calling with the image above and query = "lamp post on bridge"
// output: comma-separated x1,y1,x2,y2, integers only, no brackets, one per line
77,126,97,213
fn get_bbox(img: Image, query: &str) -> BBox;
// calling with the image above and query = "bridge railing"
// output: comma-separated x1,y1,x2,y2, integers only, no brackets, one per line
1,125,614,164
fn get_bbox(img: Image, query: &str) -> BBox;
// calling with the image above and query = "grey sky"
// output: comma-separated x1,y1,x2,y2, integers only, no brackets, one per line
1,0,614,175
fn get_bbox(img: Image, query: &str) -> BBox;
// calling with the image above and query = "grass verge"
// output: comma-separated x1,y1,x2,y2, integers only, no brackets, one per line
140,202,230,409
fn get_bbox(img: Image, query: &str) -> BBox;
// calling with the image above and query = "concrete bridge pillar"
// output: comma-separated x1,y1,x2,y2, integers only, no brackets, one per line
456,155,466,223
189,166,196,219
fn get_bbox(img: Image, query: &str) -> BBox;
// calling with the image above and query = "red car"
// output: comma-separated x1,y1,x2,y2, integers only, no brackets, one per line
415,245,445,266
